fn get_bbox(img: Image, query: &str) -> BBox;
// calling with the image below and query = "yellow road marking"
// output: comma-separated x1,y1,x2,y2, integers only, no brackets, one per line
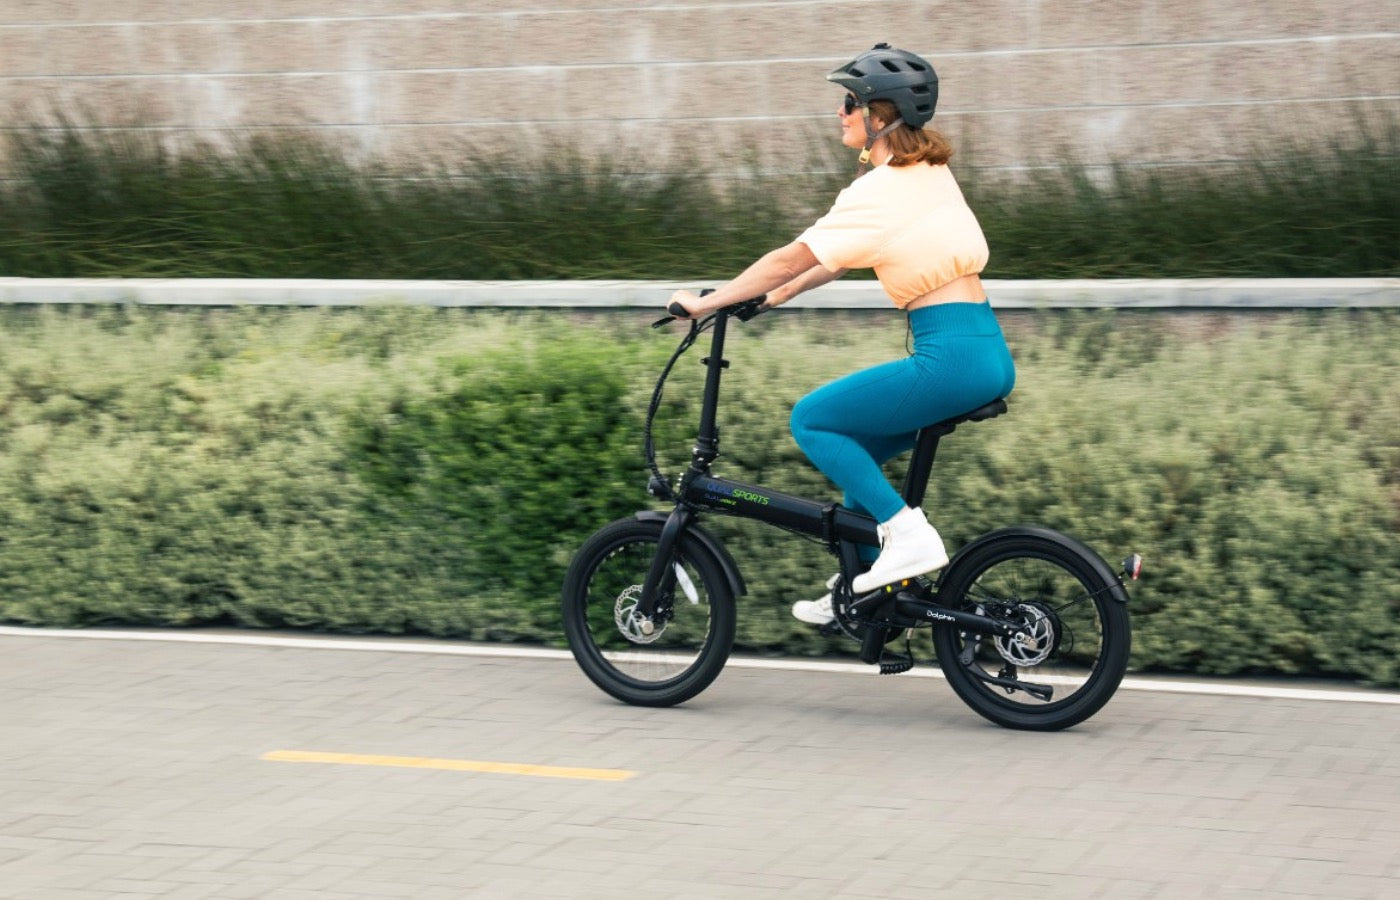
261,749,635,782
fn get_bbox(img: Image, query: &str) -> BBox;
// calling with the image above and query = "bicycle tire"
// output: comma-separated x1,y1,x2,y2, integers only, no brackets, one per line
562,517,736,707
932,526,1131,731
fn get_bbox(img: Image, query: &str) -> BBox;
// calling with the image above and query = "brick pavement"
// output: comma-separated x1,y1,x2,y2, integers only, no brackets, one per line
1,633,1398,899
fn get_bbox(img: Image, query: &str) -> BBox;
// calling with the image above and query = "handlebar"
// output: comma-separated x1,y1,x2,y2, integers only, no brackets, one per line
652,292,768,329
730,296,768,321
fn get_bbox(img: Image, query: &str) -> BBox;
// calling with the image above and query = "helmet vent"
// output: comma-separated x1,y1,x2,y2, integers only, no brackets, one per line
880,60,901,73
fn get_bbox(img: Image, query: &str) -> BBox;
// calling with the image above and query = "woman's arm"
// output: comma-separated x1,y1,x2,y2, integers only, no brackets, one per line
764,260,849,308
669,240,823,317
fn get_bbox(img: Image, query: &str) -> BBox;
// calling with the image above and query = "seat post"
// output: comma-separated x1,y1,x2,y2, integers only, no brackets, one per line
900,399,1007,509
901,426,946,508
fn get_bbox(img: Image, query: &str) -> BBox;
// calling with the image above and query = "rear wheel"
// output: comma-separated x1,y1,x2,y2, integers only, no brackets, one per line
562,517,736,707
932,527,1131,731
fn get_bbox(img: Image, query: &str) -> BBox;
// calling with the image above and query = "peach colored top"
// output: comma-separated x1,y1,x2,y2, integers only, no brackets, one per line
797,163,989,308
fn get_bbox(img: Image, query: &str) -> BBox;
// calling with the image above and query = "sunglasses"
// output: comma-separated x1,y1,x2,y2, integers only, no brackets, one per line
842,92,864,115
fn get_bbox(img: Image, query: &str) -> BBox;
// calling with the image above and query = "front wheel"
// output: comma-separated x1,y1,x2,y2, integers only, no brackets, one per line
932,526,1131,731
562,517,736,707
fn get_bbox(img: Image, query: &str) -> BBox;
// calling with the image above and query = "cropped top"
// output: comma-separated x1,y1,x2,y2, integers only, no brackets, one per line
797,163,989,308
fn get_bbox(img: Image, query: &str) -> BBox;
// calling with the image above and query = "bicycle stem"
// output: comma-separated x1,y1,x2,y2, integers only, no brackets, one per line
690,308,729,476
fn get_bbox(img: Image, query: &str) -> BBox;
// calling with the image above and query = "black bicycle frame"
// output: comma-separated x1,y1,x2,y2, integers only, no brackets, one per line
635,303,996,627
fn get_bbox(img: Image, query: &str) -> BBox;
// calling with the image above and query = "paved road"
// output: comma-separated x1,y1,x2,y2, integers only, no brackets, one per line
2,632,1398,899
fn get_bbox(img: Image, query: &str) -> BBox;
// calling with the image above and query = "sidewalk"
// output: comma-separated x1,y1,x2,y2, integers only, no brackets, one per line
3,627,1398,898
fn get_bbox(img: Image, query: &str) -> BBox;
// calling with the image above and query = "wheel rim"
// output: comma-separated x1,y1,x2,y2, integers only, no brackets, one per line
580,535,717,688
945,550,1117,710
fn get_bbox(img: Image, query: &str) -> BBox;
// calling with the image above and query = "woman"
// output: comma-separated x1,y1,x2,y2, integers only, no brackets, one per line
669,43,1015,626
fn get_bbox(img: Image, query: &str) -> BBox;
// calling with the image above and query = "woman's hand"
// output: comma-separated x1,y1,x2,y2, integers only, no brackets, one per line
667,289,702,319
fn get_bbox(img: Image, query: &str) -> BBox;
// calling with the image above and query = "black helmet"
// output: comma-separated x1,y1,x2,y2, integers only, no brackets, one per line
827,43,939,128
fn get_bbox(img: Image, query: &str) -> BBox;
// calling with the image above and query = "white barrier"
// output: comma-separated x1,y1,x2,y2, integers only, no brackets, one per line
0,277,1396,308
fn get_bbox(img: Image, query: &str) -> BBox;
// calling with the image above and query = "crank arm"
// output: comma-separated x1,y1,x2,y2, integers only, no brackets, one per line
964,666,1054,702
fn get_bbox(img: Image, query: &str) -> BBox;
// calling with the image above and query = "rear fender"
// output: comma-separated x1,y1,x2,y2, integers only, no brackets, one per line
939,525,1130,604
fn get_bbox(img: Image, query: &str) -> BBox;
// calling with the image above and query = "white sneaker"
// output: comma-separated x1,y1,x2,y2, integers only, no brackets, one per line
851,506,949,593
791,574,841,625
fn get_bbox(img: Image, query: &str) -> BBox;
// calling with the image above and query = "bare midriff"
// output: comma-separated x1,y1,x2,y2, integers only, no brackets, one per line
901,273,987,311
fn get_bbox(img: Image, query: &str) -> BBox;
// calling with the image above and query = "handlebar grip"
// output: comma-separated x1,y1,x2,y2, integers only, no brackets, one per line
667,301,689,318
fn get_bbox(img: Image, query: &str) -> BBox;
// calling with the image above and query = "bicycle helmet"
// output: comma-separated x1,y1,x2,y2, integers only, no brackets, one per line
827,43,939,128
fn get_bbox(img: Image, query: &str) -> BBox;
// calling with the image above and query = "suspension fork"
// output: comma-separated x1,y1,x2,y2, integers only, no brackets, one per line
635,505,693,632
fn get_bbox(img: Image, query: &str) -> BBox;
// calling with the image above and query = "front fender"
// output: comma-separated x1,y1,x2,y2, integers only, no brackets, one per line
634,510,747,598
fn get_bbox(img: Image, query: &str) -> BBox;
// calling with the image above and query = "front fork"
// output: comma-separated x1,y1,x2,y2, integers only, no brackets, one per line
635,505,693,633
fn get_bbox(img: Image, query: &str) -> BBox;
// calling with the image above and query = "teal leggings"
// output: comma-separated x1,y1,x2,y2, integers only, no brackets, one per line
790,301,1015,536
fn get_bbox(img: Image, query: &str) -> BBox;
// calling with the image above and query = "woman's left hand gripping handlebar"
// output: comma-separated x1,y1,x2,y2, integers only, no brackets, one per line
666,289,768,321
667,289,701,320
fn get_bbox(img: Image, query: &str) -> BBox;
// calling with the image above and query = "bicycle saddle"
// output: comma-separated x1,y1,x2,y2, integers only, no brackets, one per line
934,398,1007,430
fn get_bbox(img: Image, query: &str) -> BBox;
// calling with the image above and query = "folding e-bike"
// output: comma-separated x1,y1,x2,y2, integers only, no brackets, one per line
561,296,1140,730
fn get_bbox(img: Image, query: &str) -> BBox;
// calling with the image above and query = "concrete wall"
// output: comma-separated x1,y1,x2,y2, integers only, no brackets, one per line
1,1,1395,175
4,276,1396,308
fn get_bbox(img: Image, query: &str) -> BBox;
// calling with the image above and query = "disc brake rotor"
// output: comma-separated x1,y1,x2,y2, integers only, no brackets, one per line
614,584,666,644
994,602,1058,667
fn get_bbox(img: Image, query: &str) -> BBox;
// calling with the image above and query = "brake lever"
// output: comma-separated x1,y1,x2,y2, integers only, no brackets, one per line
652,289,716,328
650,301,691,329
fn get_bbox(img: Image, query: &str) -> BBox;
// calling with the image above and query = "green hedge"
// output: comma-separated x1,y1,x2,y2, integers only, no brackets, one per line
1,306,1397,685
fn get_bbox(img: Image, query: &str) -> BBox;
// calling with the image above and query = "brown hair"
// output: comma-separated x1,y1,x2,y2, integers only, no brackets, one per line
868,99,953,167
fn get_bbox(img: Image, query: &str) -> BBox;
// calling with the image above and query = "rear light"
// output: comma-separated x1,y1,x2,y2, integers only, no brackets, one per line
1122,553,1143,581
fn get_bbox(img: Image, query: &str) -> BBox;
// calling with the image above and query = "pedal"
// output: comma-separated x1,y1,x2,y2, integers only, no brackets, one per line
878,653,914,675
